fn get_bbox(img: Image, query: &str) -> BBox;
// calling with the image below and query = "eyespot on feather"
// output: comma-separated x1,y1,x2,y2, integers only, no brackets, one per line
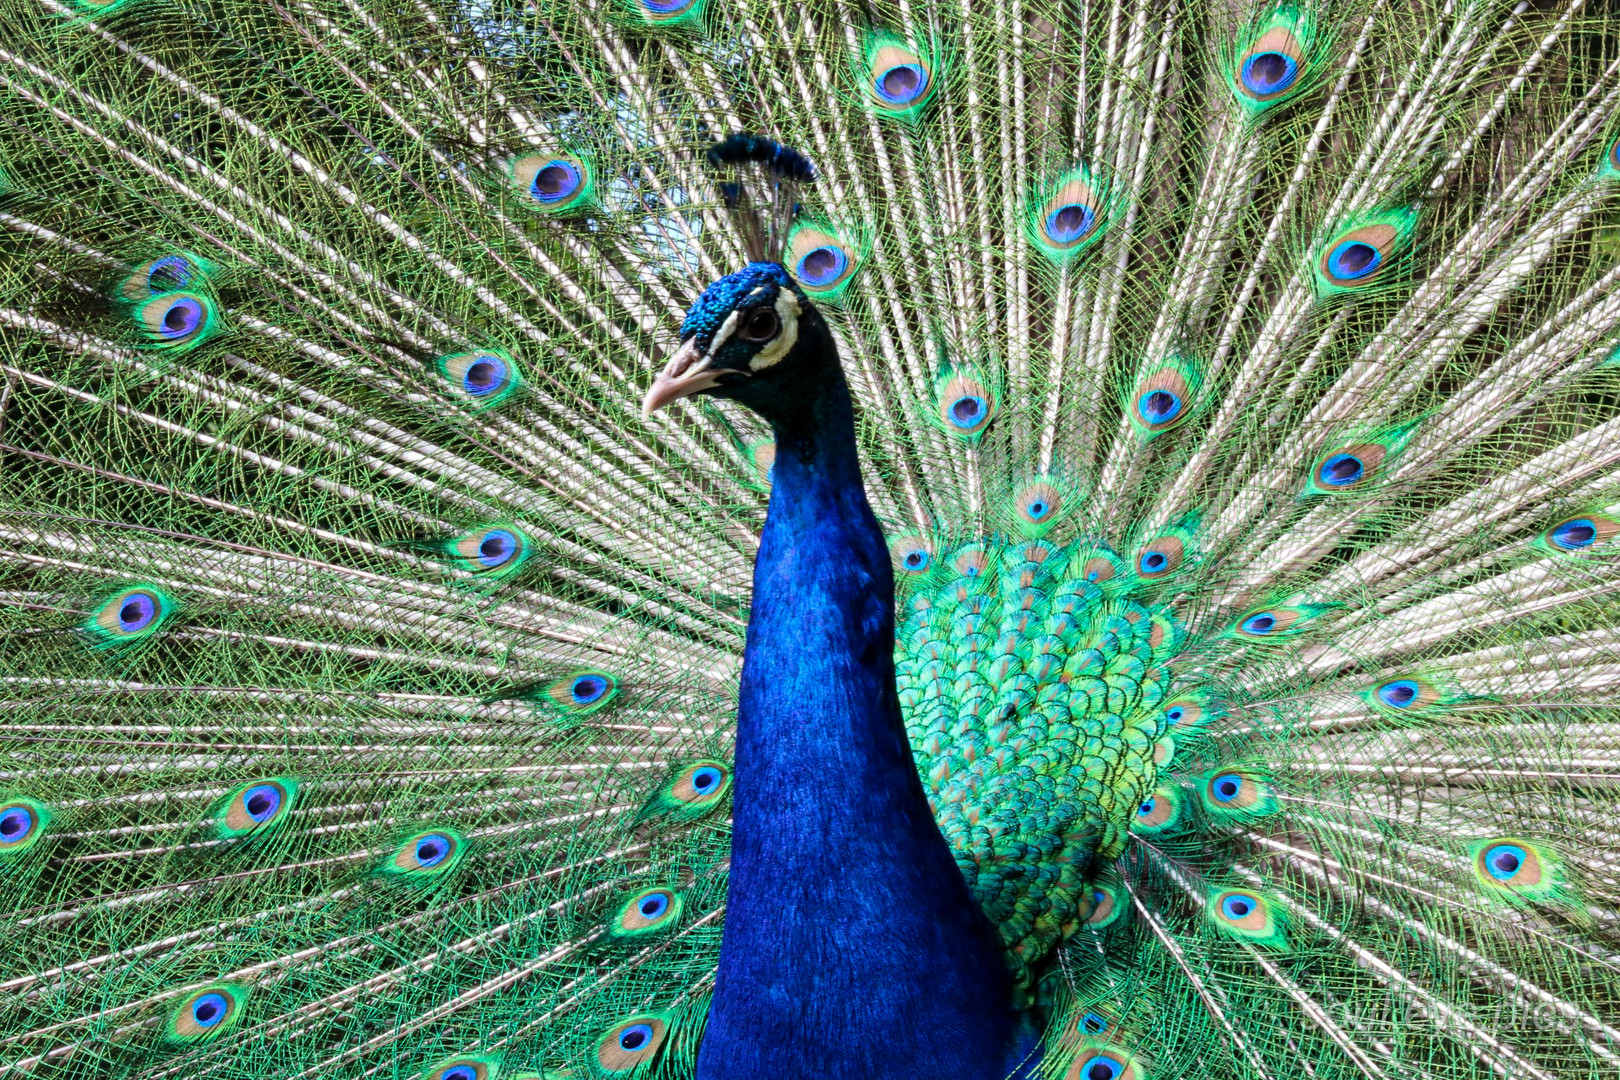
509,153,594,212
890,534,936,577
783,222,862,300
137,291,218,348
1311,209,1416,296
1065,1042,1146,1080
936,371,998,439
629,0,704,25
421,1056,501,1080
1230,10,1318,112
1365,676,1444,715
1207,889,1286,946
216,778,297,839
609,886,684,940
166,983,248,1043
379,829,466,880
1199,768,1279,818
118,252,214,302
1225,602,1335,640
0,797,51,857
594,1015,669,1074
83,585,176,649
1132,784,1189,834
861,34,940,118
543,670,619,715
1127,359,1200,439
1468,837,1568,902
1030,169,1110,264
437,350,523,409
949,542,991,579
1539,513,1619,553
448,525,534,578
639,760,731,821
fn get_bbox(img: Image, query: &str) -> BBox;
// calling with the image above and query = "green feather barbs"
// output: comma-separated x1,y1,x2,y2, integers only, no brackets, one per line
507,153,595,214
82,585,176,649
437,349,524,409
165,983,248,1044
0,797,50,858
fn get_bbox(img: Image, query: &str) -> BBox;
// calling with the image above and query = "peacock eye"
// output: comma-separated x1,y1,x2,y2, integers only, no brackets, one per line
739,307,779,342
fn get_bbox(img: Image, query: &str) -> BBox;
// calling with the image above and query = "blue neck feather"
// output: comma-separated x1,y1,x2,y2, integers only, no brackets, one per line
697,353,1037,1079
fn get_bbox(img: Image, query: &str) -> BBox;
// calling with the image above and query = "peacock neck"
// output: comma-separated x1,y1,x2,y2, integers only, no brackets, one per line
697,360,1036,1079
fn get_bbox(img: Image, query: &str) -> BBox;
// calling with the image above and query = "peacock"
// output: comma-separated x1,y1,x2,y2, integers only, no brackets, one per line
1,0,1619,1076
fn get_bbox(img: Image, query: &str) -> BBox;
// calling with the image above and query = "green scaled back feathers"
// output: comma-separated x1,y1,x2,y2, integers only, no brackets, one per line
1,0,1619,1078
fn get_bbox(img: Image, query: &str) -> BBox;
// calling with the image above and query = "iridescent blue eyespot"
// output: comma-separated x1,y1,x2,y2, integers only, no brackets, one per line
638,893,669,919
1326,241,1381,281
1137,799,1156,817
191,993,228,1029
1079,1054,1124,1080
440,1068,477,1080
157,297,204,339
0,806,33,844
1211,774,1242,803
571,674,608,705
618,1023,654,1051
1551,518,1597,550
476,529,518,567
1166,706,1185,724
1139,551,1167,573
1080,1011,1108,1035
1138,389,1181,425
147,255,195,292
241,785,281,823
1221,893,1257,920
947,395,988,430
1483,843,1526,880
1027,500,1050,520
1318,453,1364,487
117,591,159,633
795,246,849,287
1241,51,1298,95
1378,680,1419,708
461,354,508,397
530,159,583,204
1044,203,1096,244
690,766,722,793
874,63,929,106
414,834,451,868
903,549,930,571
1241,613,1276,635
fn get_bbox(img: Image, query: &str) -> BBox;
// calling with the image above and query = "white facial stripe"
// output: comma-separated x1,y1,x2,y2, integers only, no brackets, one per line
749,290,801,370
705,308,743,360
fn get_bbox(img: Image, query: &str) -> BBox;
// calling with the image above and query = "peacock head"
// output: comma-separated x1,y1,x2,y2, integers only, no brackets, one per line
642,262,833,423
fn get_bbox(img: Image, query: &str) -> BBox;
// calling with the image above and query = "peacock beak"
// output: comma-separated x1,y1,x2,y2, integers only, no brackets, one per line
642,338,729,417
